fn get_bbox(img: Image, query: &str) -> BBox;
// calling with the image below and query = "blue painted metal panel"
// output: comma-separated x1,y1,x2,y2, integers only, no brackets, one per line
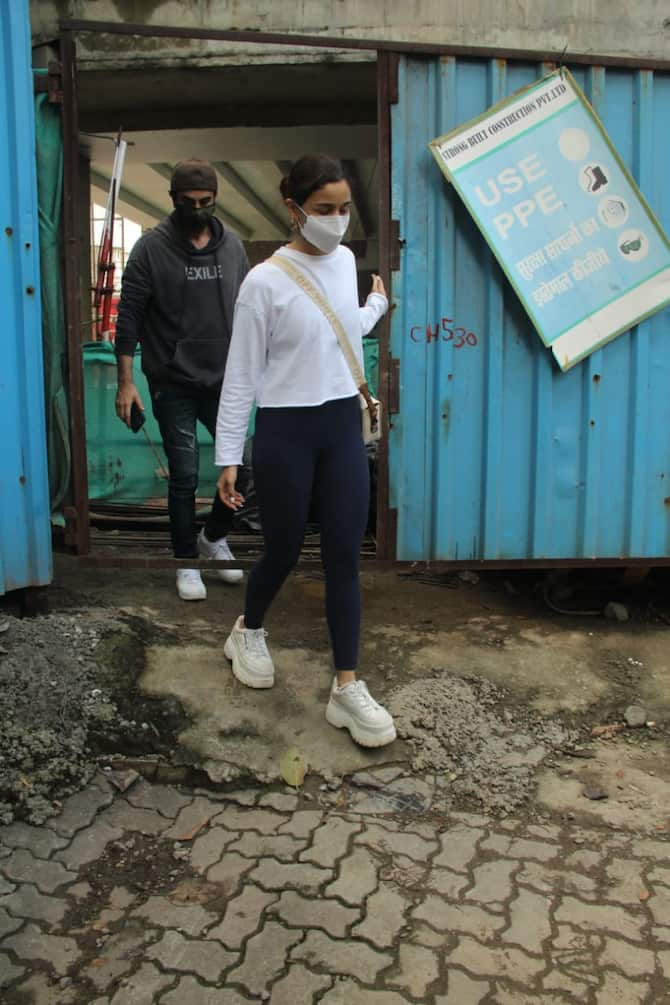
0,0,52,593
390,56,670,561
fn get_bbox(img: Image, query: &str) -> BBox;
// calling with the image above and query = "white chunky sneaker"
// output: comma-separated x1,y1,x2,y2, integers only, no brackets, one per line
176,568,207,601
197,529,243,584
326,677,397,748
224,616,275,688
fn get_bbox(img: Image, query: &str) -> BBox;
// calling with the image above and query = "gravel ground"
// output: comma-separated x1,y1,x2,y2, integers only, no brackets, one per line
0,612,131,825
389,671,579,813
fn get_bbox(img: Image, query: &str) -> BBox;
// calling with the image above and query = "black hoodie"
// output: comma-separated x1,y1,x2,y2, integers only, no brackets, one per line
114,214,249,390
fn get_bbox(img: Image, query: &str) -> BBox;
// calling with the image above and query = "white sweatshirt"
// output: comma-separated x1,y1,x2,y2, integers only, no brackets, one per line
214,244,388,466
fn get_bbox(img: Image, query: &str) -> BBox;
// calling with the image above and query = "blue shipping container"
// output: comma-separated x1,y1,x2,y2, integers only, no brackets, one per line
390,56,670,562
0,0,52,594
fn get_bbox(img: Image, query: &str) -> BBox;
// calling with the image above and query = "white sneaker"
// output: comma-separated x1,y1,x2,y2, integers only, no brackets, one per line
223,615,275,688
198,529,243,584
176,568,207,601
326,677,397,748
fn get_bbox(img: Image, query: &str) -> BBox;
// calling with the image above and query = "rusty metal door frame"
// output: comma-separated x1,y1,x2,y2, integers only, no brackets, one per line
60,29,90,556
57,25,401,564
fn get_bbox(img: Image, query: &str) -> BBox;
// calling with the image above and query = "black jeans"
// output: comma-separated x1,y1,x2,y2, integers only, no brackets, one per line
245,396,369,670
150,384,233,558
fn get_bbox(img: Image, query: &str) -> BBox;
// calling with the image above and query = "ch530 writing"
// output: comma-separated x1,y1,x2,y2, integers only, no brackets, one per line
410,318,479,347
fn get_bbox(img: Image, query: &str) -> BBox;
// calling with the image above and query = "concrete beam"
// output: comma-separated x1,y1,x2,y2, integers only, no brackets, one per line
213,161,286,237
149,163,253,239
79,102,377,134
90,168,165,223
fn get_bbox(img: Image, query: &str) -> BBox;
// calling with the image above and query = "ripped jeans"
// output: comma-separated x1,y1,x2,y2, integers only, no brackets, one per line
150,383,233,558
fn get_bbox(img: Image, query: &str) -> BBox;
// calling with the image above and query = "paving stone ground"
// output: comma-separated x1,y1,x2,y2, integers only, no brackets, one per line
1,773,669,1004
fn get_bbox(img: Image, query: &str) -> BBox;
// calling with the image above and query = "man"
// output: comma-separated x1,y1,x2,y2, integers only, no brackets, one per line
115,158,249,600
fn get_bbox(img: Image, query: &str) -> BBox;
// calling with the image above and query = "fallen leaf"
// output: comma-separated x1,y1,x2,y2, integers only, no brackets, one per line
591,723,625,738
280,747,308,788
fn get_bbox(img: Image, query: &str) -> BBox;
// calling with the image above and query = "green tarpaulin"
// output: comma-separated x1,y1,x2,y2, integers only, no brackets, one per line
35,92,69,513
83,343,220,503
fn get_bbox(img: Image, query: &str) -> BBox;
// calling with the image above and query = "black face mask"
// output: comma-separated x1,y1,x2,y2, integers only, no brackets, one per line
174,203,215,236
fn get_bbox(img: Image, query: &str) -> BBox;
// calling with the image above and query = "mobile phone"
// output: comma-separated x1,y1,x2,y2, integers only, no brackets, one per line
130,402,146,434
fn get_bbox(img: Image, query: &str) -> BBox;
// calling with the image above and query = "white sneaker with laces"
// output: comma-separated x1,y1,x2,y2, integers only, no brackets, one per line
197,529,243,584
224,615,275,688
326,677,397,747
176,568,207,601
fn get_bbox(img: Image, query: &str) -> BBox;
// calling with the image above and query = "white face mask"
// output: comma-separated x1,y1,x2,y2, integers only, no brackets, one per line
298,207,350,253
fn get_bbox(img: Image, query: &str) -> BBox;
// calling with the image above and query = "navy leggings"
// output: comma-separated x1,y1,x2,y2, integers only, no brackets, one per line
245,395,369,671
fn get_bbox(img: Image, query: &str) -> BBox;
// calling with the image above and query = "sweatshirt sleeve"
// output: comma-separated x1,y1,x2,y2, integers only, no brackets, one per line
114,239,152,358
359,291,388,336
215,299,269,466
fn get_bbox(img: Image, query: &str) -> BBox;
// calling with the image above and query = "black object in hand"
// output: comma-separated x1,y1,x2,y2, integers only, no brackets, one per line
130,402,146,433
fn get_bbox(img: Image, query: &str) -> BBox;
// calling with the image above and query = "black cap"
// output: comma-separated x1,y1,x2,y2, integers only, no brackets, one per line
170,159,218,195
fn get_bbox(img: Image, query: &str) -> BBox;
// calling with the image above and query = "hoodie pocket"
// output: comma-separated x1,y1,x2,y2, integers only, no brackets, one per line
167,338,227,385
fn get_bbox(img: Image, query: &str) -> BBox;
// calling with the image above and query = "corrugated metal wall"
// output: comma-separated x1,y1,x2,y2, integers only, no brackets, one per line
0,0,52,593
390,56,670,562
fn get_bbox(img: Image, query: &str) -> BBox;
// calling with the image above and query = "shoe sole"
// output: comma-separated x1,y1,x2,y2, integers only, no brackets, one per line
224,636,274,689
215,570,244,585
177,589,207,601
198,543,243,585
326,702,397,748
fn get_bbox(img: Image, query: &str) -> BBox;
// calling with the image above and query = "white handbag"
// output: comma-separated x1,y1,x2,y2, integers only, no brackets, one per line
268,254,382,445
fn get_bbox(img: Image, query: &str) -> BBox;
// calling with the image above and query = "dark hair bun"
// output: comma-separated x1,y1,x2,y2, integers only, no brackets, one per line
279,154,346,205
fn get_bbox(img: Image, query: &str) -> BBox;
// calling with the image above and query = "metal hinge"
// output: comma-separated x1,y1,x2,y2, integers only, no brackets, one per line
33,61,63,103
388,357,401,414
390,219,404,272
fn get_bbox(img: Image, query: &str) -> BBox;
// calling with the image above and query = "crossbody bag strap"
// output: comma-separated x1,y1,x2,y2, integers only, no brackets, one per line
268,253,367,391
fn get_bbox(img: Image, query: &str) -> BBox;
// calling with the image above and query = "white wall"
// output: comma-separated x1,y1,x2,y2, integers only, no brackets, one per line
31,0,670,68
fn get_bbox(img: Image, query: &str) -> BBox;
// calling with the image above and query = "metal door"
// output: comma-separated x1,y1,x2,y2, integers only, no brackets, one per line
0,0,52,594
388,55,670,562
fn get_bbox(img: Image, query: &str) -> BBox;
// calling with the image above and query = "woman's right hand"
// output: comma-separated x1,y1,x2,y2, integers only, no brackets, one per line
217,466,245,510
370,273,387,298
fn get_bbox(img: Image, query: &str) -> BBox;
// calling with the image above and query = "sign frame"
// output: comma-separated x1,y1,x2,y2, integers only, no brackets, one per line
429,69,670,371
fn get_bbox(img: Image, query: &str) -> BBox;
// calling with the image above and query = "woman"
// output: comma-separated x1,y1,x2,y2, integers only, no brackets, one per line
214,153,396,748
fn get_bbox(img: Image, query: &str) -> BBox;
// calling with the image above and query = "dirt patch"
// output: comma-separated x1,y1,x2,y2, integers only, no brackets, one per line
0,611,188,826
5,556,670,828
389,670,579,814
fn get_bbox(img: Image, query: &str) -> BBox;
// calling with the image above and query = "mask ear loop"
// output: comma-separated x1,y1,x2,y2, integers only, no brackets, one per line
288,203,307,232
